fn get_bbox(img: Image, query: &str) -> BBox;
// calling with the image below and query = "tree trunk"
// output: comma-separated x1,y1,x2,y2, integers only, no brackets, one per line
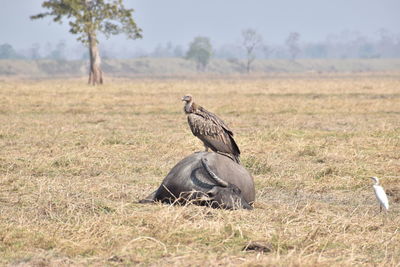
246,48,254,73
88,33,103,85
246,59,251,73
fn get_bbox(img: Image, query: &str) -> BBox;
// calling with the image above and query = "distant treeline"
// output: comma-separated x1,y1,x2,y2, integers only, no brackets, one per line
1,29,400,61
1,58,400,77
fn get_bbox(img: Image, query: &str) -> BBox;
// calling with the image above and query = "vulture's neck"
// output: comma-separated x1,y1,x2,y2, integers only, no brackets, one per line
185,101,198,114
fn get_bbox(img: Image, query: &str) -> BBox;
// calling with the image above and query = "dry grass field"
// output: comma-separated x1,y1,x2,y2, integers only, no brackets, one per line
0,73,399,266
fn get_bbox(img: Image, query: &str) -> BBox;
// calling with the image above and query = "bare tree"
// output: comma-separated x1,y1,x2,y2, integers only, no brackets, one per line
241,29,263,73
29,43,41,59
286,32,301,60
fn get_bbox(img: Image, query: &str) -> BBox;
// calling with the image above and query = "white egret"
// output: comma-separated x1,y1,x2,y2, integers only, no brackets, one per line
370,176,389,212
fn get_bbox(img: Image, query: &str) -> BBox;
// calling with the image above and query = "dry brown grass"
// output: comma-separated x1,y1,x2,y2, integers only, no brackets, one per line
0,74,399,266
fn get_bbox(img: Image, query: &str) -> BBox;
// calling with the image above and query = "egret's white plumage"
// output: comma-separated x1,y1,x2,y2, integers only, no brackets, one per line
370,176,389,211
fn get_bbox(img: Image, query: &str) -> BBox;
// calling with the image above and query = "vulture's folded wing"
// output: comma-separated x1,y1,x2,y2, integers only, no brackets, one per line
198,106,234,136
188,113,240,157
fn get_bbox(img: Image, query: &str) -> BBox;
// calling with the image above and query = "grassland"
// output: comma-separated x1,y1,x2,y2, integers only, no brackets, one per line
0,74,399,266
1,58,400,77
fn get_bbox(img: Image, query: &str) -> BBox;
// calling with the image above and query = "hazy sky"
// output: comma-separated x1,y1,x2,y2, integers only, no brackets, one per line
1,0,399,51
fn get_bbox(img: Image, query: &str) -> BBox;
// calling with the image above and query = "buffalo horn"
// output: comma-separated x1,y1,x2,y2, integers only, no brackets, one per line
201,157,229,187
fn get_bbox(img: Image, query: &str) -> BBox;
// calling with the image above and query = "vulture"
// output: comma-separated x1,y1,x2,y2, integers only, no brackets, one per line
182,94,241,163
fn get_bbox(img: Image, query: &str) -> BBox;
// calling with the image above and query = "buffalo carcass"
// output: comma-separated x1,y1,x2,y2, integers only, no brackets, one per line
139,152,255,209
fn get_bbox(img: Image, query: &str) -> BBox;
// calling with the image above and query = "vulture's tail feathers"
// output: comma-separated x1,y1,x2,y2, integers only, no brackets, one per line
217,152,241,164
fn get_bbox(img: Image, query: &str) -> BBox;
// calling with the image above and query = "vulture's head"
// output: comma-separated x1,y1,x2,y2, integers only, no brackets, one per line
182,94,193,103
